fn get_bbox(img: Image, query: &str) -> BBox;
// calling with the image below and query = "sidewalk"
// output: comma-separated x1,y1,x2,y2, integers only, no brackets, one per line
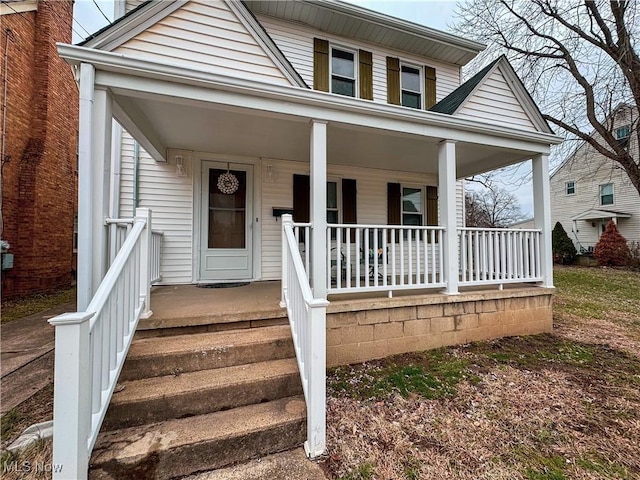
1,301,74,415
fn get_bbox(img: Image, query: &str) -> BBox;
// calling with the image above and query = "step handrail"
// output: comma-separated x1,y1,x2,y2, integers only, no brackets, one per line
48,208,153,480
281,214,328,459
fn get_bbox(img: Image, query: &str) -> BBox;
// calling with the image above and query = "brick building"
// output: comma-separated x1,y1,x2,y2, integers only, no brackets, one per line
1,0,78,300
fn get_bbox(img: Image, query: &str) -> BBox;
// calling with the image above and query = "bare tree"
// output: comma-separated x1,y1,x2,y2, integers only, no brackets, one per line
465,186,524,227
455,0,640,197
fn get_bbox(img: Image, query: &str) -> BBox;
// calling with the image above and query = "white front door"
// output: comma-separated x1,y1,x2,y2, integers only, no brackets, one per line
199,161,253,281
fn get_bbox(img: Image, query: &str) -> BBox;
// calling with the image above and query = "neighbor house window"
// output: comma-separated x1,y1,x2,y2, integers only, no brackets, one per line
615,125,630,140
615,125,630,148
401,64,422,109
565,181,576,195
600,183,614,205
331,47,356,97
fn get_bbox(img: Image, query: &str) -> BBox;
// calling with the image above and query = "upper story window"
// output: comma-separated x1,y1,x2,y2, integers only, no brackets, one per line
331,47,356,97
565,181,576,195
615,125,630,140
615,125,630,148
401,64,422,109
600,183,614,205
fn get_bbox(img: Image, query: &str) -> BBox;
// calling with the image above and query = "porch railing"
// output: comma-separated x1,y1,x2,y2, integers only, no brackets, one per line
106,218,134,265
281,215,328,459
326,224,446,294
458,227,542,286
48,208,153,480
151,230,163,284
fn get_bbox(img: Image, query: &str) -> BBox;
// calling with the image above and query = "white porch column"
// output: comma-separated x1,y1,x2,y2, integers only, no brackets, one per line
310,120,327,298
77,64,113,310
533,153,554,287
77,63,95,310
91,87,113,299
438,140,459,295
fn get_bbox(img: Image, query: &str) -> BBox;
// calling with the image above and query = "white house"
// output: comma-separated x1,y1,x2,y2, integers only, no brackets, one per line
48,1,562,478
550,104,639,253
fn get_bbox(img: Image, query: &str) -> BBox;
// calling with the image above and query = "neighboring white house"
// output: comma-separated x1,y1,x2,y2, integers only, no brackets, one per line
550,104,639,253
48,1,563,478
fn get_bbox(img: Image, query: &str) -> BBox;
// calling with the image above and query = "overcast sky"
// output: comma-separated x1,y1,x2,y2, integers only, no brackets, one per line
72,0,534,218
72,0,461,42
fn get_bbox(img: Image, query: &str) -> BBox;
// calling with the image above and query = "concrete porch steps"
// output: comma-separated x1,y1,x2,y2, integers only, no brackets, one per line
90,324,307,479
90,396,307,480
120,325,295,381
103,358,302,430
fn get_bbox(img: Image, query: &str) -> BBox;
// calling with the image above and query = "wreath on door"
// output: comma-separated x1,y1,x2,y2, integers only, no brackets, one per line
217,163,239,195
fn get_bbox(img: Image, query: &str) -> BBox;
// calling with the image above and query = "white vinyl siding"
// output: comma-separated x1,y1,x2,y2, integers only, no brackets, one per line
115,1,291,86
456,68,537,131
256,14,461,102
125,0,145,13
261,158,464,280
119,132,193,284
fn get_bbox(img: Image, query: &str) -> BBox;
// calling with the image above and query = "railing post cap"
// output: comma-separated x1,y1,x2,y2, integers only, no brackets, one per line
282,213,294,225
307,298,330,308
48,311,94,326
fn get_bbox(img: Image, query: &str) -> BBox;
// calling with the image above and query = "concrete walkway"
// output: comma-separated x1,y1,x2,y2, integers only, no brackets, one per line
1,301,74,415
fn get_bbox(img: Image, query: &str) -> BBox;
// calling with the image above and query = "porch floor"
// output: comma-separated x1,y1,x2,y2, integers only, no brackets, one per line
142,281,550,331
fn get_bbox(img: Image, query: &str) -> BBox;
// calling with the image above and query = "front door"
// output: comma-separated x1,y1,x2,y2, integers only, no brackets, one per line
200,161,253,281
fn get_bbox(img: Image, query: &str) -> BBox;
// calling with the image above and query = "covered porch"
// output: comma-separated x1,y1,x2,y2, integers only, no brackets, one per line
48,44,562,479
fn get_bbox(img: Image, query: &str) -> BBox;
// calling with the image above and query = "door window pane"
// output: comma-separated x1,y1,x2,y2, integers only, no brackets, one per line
208,169,246,249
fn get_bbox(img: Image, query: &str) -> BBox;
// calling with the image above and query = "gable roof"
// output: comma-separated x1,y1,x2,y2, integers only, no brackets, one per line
430,58,501,115
430,56,553,134
81,0,307,88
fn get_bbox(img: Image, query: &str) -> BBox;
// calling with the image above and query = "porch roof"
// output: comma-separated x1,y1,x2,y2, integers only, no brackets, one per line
58,44,562,178
571,209,633,222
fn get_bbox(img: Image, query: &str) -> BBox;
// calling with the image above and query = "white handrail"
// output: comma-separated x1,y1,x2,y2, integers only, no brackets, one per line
48,208,153,480
281,214,328,459
458,227,542,286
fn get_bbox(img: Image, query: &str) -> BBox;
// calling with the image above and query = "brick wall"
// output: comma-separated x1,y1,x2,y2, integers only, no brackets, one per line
1,0,78,300
327,289,554,367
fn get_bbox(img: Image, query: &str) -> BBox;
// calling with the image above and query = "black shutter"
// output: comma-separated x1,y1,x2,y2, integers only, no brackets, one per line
293,174,310,223
387,182,401,241
426,185,438,243
342,178,357,241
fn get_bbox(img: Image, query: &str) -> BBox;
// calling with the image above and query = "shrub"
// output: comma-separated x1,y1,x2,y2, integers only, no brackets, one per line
594,220,630,266
628,241,640,269
552,222,577,264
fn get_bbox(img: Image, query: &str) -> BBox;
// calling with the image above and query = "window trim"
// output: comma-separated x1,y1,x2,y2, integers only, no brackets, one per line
599,182,614,206
329,45,358,98
400,62,423,109
565,180,576,196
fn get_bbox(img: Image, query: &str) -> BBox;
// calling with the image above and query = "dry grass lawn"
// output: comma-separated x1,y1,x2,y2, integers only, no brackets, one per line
324,266,640,480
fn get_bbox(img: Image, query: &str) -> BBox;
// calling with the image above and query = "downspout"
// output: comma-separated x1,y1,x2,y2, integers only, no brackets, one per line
109,121,122,217
1,29,14,238
133,140,140,209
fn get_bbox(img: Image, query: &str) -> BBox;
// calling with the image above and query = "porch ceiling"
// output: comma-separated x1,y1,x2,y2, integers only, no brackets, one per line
116,92,540,178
